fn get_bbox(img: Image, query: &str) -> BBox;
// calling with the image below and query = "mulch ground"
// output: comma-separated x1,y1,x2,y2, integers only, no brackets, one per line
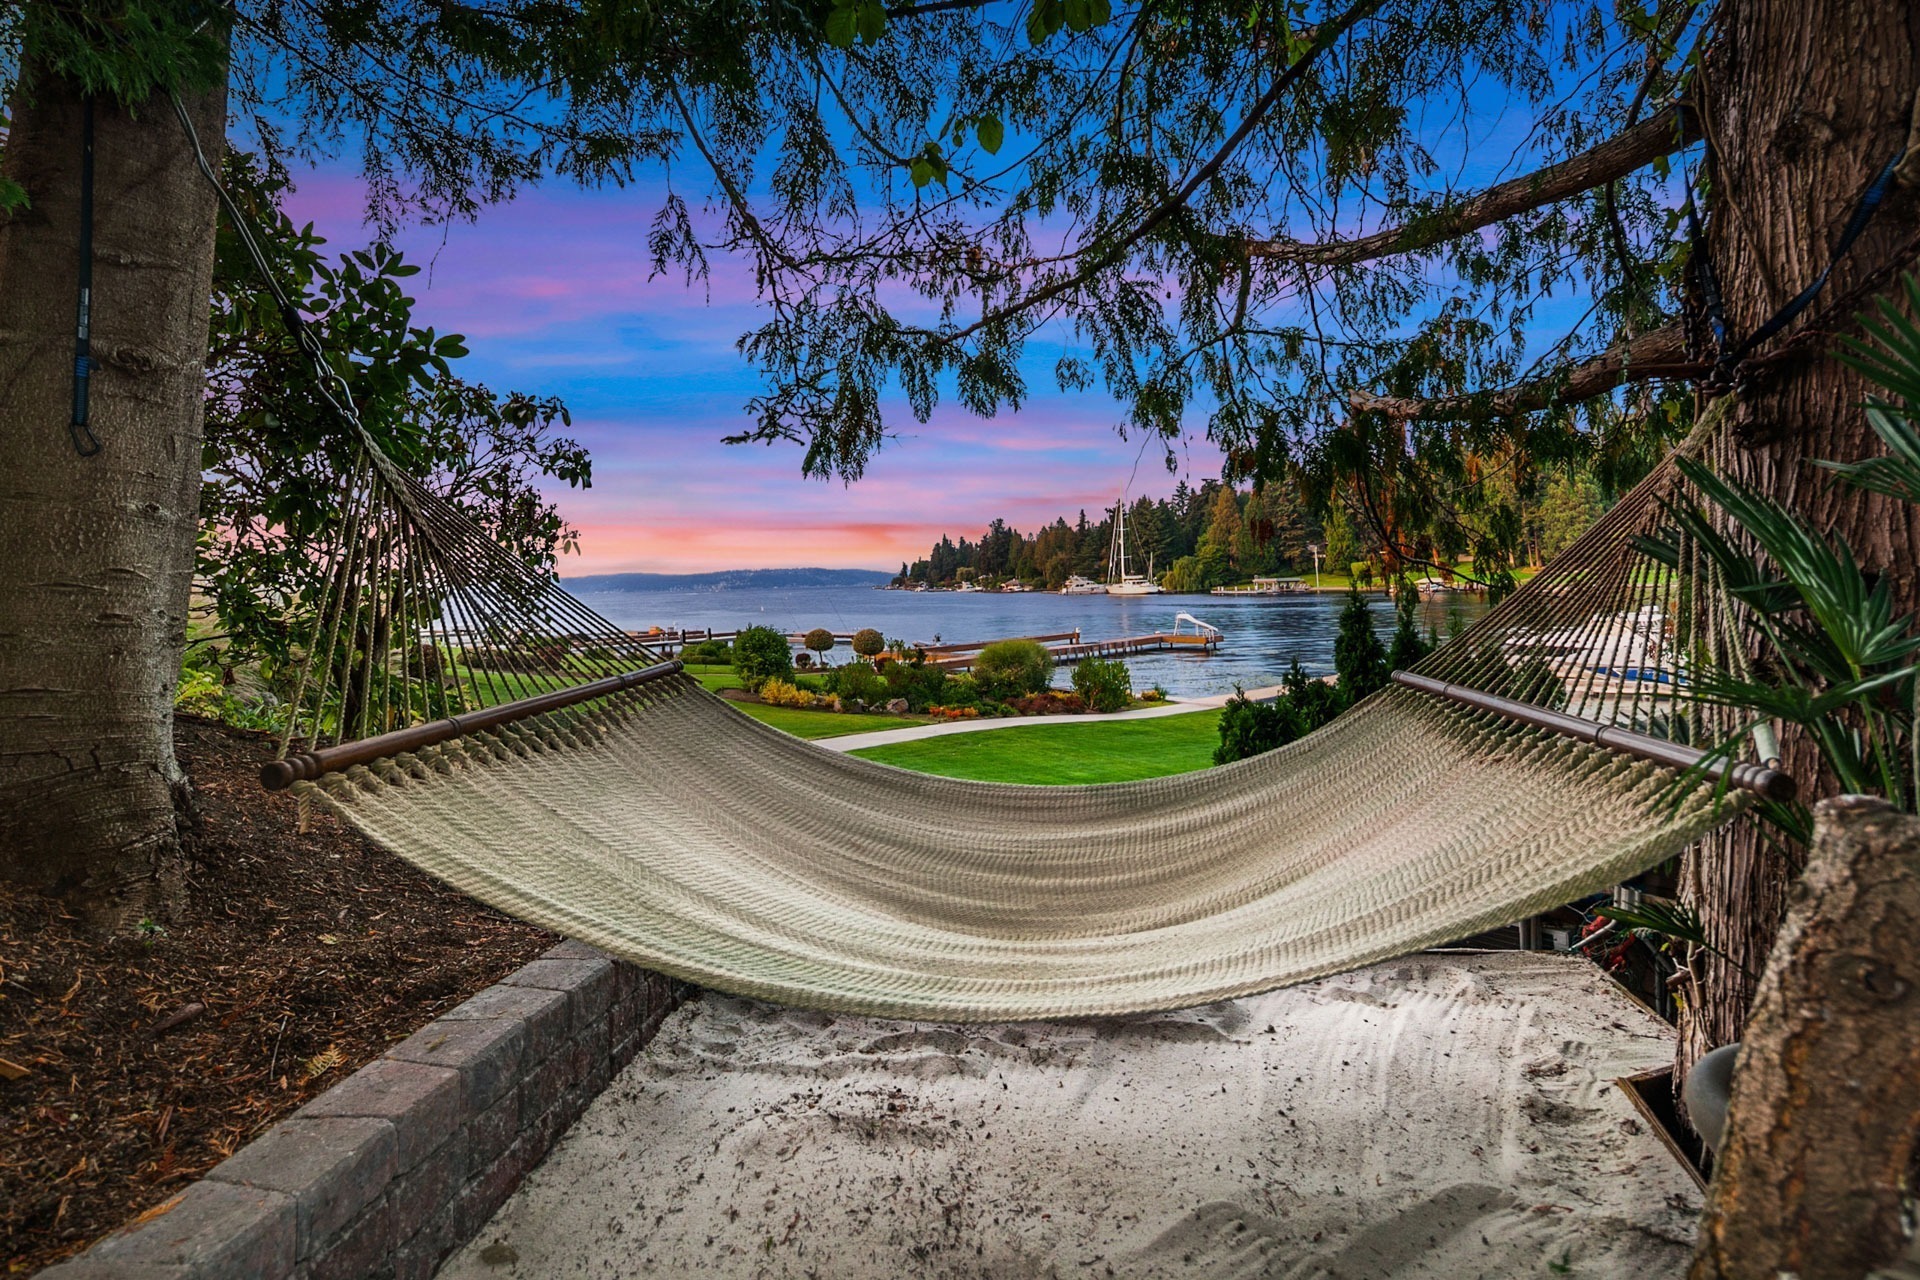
0,716,555,1274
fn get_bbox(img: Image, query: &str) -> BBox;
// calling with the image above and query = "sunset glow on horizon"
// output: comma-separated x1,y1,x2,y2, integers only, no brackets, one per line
284,176,1230,576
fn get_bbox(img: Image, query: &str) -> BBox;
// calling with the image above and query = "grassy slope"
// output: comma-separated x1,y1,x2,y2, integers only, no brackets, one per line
849,709,1223,784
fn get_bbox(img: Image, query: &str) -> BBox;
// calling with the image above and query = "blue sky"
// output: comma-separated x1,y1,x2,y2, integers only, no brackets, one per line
278,9,1605,574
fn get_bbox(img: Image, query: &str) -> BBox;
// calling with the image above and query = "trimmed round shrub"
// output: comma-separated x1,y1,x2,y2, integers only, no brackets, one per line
851,628,886,659
804,627,836,664
732,625,793,691
972,639,1051,699
1070,656,1132,713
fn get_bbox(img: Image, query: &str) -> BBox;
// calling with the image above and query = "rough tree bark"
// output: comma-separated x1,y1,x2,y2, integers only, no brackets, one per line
1676,0,1920,1102
0,65,228,920
1689,797,1920,1279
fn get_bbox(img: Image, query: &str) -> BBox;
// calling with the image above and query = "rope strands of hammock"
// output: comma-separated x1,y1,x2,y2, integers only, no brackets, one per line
1407,400,1770,795
272,436,669,772
289,672,1747,1019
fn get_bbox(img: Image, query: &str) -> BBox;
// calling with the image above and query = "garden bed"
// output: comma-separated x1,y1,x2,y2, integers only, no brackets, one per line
0,716,555,1274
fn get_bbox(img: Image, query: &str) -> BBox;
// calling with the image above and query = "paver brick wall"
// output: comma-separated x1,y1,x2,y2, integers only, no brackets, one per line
39,942,689,1280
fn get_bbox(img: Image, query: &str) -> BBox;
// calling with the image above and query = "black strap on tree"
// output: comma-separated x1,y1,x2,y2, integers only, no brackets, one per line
69,96,100,457
1686,144,1909,383
1720,148,1908,369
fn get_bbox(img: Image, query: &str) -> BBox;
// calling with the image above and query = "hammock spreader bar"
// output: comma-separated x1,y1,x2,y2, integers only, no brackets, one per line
1391,671,1794,801
261,659,685,790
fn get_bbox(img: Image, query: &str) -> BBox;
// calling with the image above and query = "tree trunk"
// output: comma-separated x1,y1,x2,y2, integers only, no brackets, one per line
1677,0,1920,1103
1689,797,1920,1280
0,64,227,920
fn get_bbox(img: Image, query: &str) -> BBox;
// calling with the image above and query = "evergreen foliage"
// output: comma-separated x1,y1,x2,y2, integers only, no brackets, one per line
881,658,949,712
1212,661,1346,764
1386,583,1431,671
1333,589,1390,703
898,477,1331,587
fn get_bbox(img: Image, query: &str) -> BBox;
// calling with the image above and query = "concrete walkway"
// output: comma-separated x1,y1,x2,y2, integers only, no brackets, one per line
819,684,1281,752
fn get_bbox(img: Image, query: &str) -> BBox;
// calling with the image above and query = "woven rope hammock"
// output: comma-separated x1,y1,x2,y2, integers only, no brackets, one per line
246,409,1784,1020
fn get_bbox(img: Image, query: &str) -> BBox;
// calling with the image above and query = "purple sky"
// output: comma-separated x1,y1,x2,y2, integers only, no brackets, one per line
284,173,1230,575
278,36,1603,577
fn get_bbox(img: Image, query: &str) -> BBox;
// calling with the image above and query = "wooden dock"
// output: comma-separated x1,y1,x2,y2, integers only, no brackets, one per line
927,628,1222,672
602,623,1226,669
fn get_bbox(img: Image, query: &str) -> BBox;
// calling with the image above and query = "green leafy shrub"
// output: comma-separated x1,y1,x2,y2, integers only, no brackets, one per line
732,625,793,691
937,673,983,708
174,661,288,733
883,659,949,711
1071,656,1132,712
833,661,886,705
1214,688,1288,764
680,639,731,664
851,628,886,659
973,639,1051,699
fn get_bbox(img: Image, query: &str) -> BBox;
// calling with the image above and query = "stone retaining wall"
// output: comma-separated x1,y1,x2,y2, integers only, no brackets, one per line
40,942,688,1280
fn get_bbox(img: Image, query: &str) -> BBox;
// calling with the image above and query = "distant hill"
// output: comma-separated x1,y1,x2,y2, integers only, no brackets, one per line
566,567,893,593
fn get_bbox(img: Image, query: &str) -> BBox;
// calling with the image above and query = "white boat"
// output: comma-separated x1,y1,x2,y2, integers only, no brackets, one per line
1060,575,1106,595
1104,496,1164,596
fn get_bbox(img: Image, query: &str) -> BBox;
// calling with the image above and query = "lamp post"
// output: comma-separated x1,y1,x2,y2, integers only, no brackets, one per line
1308,543,1322,590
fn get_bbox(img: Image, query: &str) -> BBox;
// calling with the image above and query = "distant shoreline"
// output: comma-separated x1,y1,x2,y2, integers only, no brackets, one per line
567,568,892,593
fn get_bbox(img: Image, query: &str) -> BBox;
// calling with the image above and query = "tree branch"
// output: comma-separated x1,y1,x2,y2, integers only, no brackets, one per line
1247,103,1699,267
938,0,1387,346
1346,321,1697,420
886,0,997,17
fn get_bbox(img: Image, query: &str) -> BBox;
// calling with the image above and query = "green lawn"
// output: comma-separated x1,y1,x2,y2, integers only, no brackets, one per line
683,663,745,692
732,702,925,740
850,709,1224,784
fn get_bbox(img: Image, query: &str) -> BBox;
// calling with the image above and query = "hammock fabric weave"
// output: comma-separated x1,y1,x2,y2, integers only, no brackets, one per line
290,676,1730,1019
269,421,1762,1021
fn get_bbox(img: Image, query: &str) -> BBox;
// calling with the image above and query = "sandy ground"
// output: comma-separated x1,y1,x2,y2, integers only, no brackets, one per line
438,953,1700,1279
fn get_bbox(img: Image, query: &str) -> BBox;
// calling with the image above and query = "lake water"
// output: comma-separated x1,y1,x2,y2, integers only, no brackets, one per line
568,585,1489,700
